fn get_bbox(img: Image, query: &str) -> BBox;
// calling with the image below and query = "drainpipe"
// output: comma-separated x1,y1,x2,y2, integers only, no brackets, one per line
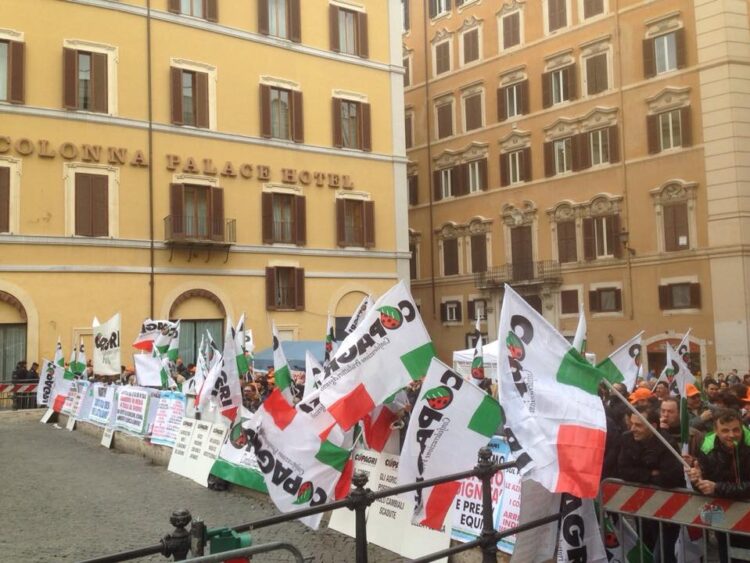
422,0,437,317
147,0,155,318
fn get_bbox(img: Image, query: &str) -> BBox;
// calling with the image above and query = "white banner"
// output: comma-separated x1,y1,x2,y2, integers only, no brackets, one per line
89,384,117,426
93,313,121,375
151,392,187,447
115,387,151,434
134,354,163,387
36,359,58,406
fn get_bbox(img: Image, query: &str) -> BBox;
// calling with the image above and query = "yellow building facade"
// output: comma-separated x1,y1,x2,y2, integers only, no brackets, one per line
0,0,408,375
404,0,750,375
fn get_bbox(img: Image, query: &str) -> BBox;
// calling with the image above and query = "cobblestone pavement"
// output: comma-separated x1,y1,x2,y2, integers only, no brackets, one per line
0,412,407,562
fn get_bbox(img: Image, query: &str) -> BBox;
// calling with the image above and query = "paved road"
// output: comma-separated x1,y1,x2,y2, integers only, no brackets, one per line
0,411,406,562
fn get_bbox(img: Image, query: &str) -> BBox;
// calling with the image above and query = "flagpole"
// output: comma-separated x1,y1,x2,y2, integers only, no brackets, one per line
601,378,690,470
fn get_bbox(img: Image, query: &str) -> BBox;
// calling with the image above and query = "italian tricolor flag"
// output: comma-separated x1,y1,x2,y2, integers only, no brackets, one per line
498,284,606,499
318,281,435,431
51,361,75,412
597,332,643,392
398,358,502,529
362,389,408,452
251,389,353,529
271,322,294,404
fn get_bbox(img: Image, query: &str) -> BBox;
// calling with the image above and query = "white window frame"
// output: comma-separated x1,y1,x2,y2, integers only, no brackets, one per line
543,0,570,35
467,160,482,192
559,285,582,319
654,32,678,75
403,54,412,87
446,302,459,322
659,109,682,151
0,157,21,234
432,39,452,77
551,68,567,104
170,57,217,131
589,281,623,318
590,128,610,166
409,238,421,280
474,299,486,321
581,48,611,97
578,0,607,21
441,295,464,325
505,81,521,119
509,149,523,184
459,26,482,67
650,180,698,253
405,110,414,149
461,88,485,133
440,168,453,199
498,10,523,52
554,138,572,174
64,162,120,238
63,39,119,116
0,29,23,104
432,0,451,19
659,275,700,316
593,215,614,258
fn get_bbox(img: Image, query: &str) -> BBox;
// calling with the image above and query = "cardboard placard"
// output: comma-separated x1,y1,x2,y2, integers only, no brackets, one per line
115,387,150,435
191,423,228,487
66,416,76,431
168,418,197,478
40,408,55,424
150,392,186,447
101,427,115,448
89,384,116,426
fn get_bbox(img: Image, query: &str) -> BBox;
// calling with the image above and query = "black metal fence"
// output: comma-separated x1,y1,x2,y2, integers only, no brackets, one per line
80,448,564,563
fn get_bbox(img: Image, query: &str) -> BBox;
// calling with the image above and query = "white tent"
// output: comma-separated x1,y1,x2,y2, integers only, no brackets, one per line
452,340,500,380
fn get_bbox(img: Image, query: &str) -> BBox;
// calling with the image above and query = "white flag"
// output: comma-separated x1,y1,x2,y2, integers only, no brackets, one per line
93,313,121,376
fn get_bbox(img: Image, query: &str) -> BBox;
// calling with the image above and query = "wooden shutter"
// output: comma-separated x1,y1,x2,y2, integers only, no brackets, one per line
433,170,442,202
647,114,659,154
557,220,577,263
170,67,183,125
363,200,375,248
478,158,488,191
332,98,343,147
167,0,180,13
680,107,692,147
675,28,686,69
170,183,185,238
583,218,595,260
75,174,92,236
336,198,346,246
566,64,577,100
195,72,209,128
561,290,578,314
614,289,622,311
519,80,529,115
690,283,701,308
444,239,458,275
91,175,109,237
440,303,447,322
471,234,487,273
589,290,600,313
586,54,607,95
497,87,507,122
455,301,463,322
577,133,591,170
408,175,418,205
608,125,620,163
292,90,304,143
0,167,10,233
544,141,554,177
8,41,25,104
643,38,656,78
205,0,218,22
468,300,476,320
210,187,224,241
357,12,369,58
265,267,277,310
455,164,468,197
294,268,306,310
450,166,460,197
522,147,532,181
63,48,78,109
258,0,269,34
329,5,340,52
295,195,306,246
664,204,677,251
403,0,410,30
609,214,622,258
463,30,477,63
259,85,272,138
542,72,552,108
658,286,670,309
500,153,510,186
261,192,273,243
92,52,108,113
360,102,372,152
674,203,689,248
571,135,582,171
437,103,452,138
289,0,301,42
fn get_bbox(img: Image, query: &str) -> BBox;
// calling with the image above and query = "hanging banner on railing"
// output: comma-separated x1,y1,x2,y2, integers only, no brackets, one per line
151,392,187,447
36,359,57,407
115,387,150,435
93,313,121,376
72,380,94,421
210,407,267,493
328,448,381,537
89,384,117,426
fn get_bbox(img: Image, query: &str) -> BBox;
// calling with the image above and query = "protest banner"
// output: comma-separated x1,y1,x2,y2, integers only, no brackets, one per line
61,383,78,415
328,448,382,537
36,359,57,406
115,387,150,435
210,408,267,493
366,452,450,562
88,384,116,427
73,381,94,422
151,392,187,447
93,313,121,376
168,418,197,478
134,354,164,387
193,423,229,486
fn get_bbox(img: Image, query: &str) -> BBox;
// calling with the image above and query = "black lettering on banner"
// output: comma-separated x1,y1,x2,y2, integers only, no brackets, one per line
398,299,416,322
439,369,463,391
95,331,121,351
560,495,587,563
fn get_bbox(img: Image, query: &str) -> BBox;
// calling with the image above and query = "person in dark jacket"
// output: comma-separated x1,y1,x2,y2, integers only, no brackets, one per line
689,408,750,562
618,407,684,562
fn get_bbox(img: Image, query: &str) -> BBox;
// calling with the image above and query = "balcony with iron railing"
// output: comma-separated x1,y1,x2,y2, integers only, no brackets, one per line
164,215,236,245
474,260,561,289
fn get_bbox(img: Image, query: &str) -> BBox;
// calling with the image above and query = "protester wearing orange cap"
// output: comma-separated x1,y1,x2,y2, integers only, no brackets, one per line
628,387,653,407
686,382,714,432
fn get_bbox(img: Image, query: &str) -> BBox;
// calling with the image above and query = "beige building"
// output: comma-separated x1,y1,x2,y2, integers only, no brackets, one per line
0,0,408,377
404,0,750,375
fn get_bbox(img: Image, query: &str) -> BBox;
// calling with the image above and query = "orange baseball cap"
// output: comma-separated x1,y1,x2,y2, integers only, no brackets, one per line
686,383,701,397
629,387,653,404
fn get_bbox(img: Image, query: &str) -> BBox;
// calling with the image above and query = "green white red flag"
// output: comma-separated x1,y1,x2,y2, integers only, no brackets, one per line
133,319,176,352
272,322,295,404
210,406,268,493
362,389,408,452
318,281,435,431
471,318,485,382
70,340,87,376
215,316,243,422
50,360,75,412
249,389,353,529
498,284,606,499
597,332,643,392
398,358,502,529
572,306,587,355
303,350,323,398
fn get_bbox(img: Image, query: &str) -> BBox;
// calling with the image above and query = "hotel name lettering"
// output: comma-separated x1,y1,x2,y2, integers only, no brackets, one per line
0,137,355,189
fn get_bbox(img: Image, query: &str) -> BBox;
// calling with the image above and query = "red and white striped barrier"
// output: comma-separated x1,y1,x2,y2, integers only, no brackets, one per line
0,383,38,394
601,479,750,533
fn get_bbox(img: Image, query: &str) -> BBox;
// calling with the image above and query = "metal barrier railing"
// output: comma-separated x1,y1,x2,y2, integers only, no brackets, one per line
81,447,564,563
599,478,750,562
